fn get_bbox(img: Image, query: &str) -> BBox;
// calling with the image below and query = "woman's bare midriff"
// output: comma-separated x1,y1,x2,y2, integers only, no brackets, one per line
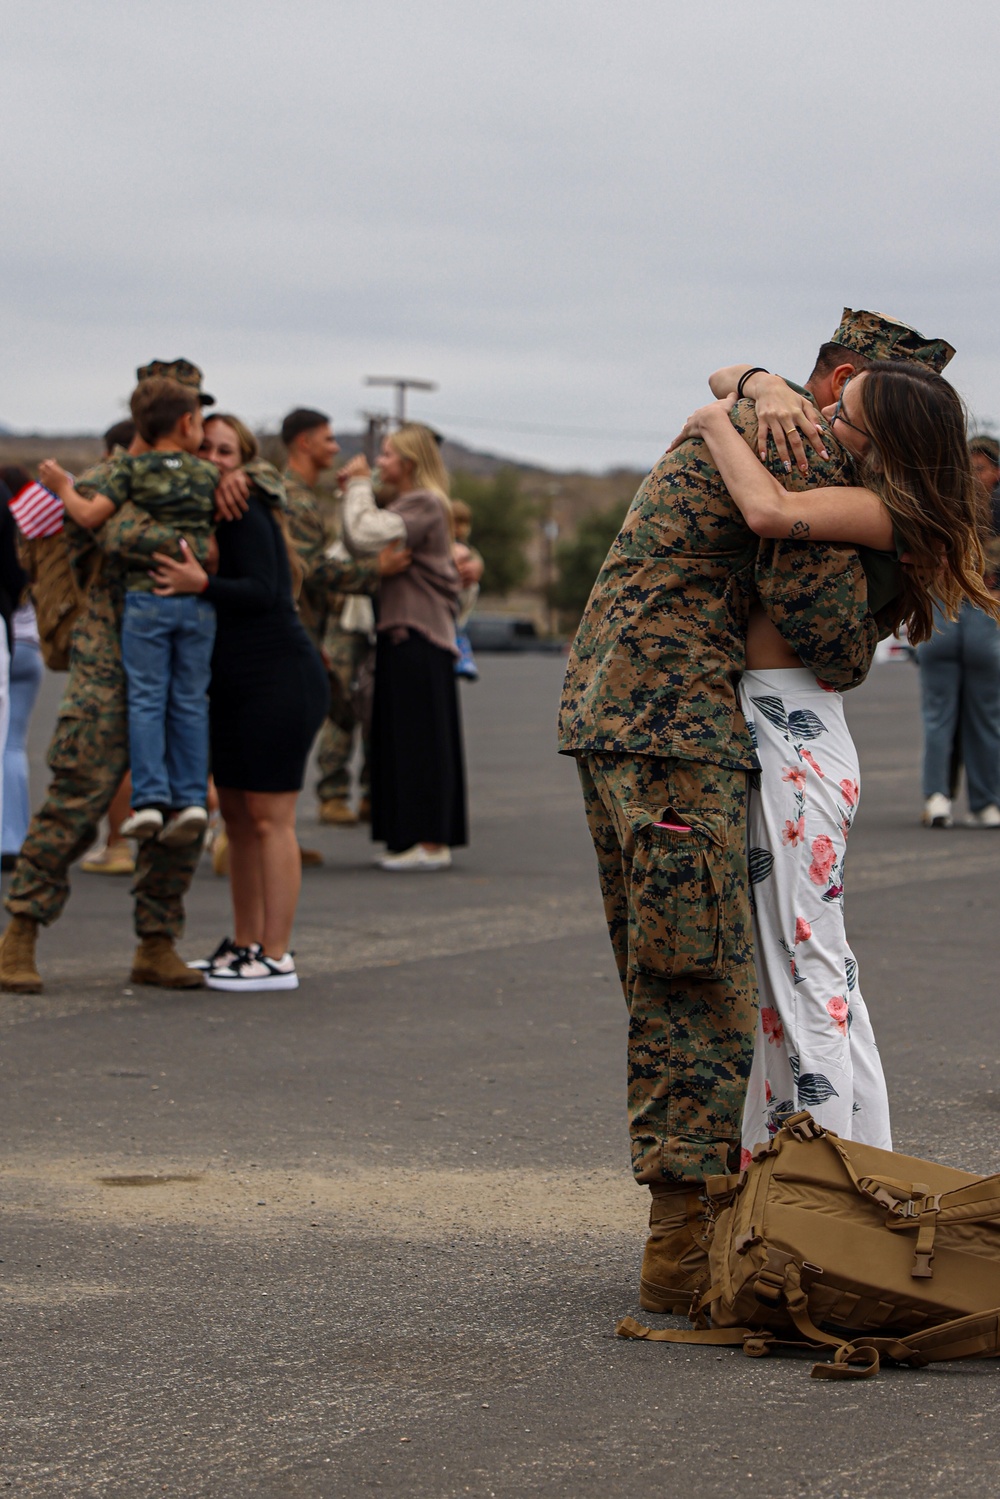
745,603,804,670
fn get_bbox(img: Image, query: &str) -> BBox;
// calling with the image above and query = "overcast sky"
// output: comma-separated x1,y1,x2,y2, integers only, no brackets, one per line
3,0,998,471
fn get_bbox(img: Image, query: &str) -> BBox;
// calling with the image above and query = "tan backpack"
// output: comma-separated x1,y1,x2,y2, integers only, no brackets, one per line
16,533,85,671
618,1111,1000,1381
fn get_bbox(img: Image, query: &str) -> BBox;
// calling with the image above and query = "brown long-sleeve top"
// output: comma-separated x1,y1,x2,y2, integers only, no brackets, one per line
342,477,460,655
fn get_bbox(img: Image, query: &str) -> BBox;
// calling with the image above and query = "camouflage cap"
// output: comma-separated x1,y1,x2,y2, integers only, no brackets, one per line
830,309,955,373
135,358,215,406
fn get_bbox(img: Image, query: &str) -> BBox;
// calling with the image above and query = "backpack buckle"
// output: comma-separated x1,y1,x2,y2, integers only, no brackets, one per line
784,1112,824,1142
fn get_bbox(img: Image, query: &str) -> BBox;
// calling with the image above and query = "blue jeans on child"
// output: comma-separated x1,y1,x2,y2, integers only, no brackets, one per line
120,593,216,810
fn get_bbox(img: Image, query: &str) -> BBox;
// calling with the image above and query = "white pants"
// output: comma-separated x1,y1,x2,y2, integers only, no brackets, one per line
739,668,891,1161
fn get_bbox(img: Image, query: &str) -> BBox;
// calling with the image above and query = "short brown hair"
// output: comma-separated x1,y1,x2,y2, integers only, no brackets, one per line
807,342,873,383
281,407,329,447
130,377,198,443
103,418,136,453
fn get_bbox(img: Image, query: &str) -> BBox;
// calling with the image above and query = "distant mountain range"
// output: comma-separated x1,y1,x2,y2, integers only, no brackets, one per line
0,426,539,478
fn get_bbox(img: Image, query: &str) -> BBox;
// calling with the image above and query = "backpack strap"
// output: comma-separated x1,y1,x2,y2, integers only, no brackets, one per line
824,1134,1000,1278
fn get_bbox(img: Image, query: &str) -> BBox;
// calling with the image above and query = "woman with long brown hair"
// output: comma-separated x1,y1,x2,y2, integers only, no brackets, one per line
673,361,995,1159
151,412,328,989
339,423,465,871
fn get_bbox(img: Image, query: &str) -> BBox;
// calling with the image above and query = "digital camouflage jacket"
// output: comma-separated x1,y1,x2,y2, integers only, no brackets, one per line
282,467,379,647
557,403,877,772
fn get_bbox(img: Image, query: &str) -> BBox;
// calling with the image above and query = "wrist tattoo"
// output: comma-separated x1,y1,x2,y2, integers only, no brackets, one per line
789,519,810,539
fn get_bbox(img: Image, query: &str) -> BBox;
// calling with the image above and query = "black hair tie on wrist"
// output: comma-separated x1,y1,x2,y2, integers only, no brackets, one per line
737,367,769,400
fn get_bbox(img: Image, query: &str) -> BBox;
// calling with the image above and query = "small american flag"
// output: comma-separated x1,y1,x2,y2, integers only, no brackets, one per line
9,481,65,539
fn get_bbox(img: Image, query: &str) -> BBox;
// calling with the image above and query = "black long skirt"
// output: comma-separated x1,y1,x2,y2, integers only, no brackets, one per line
370,630,468,852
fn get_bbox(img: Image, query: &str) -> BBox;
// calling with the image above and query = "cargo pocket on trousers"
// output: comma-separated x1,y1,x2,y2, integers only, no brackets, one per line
629,814,726,980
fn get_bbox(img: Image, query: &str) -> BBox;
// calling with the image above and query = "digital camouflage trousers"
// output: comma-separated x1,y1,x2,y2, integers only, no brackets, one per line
316,629,371,802
578,752,757,1185
5,683,202,939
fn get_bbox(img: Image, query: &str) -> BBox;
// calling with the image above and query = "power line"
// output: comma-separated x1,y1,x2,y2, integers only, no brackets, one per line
425,412,666,443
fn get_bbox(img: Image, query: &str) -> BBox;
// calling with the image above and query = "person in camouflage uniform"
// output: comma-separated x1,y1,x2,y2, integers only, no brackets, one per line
0,359,234,994
279,408,405,826
558,309,953,1313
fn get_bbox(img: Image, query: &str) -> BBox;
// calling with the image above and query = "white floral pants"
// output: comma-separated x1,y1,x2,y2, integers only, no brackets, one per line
739,668,891,1163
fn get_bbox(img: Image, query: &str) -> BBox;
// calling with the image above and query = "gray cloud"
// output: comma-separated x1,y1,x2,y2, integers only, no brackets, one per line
3,0,998,468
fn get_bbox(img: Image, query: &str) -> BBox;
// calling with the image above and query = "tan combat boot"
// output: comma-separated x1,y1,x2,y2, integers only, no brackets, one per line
131,936,204,989
319,797,357,826
0,915,42,994
639,1183,712,1315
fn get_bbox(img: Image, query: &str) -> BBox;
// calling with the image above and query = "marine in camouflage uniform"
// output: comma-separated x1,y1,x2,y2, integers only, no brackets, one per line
0,358,221,993
561,404,878,1192
559,307,956,1199
282,466,379,813
1,455,203,988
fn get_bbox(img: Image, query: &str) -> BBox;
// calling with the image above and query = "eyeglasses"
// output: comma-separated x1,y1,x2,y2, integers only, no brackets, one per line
829,376,868,439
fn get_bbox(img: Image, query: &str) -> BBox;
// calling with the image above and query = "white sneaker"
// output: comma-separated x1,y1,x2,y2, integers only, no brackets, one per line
378,844,452,872
187,935,239,973
120,807,164,841
969,804,1000,828
205,945,299,992
921,793,953,828
159,806,209,847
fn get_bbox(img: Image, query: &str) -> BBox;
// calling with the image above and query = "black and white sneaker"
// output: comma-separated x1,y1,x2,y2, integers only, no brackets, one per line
205,945,299,992
187,936,239,973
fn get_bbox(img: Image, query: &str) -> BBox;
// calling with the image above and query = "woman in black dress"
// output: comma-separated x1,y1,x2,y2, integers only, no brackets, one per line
151,414,328,991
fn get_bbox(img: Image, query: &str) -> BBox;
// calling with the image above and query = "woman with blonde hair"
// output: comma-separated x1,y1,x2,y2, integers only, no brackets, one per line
151,411,328,988
340,423,465,870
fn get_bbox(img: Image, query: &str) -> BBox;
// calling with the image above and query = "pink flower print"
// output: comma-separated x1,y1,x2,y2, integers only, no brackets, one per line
765,1081,773,1103
827,996,849,1036
801,749,825,778
808,833,837,885
761,1007,785,1047
839,778,859,807
740,1147,753,1172
782,817,806,847
782,765,807,790
794,916,812,944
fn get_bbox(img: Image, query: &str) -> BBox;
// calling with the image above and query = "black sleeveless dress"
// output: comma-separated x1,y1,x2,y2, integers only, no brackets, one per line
205,489,328,791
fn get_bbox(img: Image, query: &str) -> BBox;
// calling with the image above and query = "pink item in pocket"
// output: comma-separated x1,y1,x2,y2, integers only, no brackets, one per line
654,822,691,831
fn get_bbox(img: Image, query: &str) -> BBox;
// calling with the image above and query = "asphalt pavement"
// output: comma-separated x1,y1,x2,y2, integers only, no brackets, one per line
3,655,1000,1497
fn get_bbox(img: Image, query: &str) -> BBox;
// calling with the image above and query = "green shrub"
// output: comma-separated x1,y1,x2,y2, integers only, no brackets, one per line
451,468,536,596
550,503,629,623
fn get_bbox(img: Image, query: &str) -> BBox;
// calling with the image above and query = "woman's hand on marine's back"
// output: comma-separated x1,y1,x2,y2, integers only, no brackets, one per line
752,376,829,475
214,469,251,522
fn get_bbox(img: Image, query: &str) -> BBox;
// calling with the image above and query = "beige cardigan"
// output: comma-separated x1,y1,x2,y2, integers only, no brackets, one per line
342,477,460,655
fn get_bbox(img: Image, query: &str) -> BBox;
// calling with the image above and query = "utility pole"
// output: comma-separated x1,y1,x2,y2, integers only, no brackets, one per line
364,375,438,427
358,409,390,465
